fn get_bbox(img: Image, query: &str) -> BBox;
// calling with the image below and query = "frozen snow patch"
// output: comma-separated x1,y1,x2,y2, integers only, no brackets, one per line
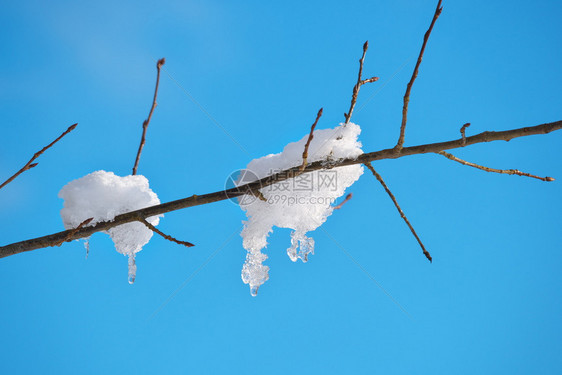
237,122,364,295
59,170,161,283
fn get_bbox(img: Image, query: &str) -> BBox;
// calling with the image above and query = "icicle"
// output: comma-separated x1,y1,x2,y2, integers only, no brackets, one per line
250,285,259,297
128,253,137,284
84,238,90,259
241,249,269,296
287,231,315,263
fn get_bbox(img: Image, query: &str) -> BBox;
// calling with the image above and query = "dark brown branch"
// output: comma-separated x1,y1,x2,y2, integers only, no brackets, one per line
438,151,555,181
140,218,195,248
300,108,323,171
132,58,166,175
344,41,379,124
333,193,353,210
364,162,431,262
1,120,560,258
56,218,93,246
396,0,443,150
460,122,471,146
0,123,77,190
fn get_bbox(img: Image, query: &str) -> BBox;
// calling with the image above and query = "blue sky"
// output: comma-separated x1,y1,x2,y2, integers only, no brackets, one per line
0,0,560,373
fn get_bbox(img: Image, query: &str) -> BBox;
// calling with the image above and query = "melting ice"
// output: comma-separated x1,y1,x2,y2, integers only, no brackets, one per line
59,170,161,283
237,122,364,295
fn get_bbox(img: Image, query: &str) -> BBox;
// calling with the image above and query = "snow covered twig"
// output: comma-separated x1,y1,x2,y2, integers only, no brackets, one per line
139,218,195,248
364,162,432,262
132,57,166,175
396,0,443,150
437,151,555,181
0,123,77,190
1,119,560,259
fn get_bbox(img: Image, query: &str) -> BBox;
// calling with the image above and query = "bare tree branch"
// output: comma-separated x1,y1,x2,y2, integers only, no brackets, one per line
0,123,78,190
364,162,431,262
333,193,353,210
139,219,195,248
396,0,443,150
132,58,166,175
437,151,555,181
1,119,559,259
300,108,323,171
344,41,379,124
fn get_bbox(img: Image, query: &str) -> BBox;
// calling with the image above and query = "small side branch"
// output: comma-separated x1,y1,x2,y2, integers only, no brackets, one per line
132,58,166,175
56,218,93,246
333,193,353,210
0,123,77,190
396,0,443,150
247,187,267,202
300,108,323,171
437,151,555,181
140,218,195,248
364,162,432,262
344,41,379,124
460,122,471,146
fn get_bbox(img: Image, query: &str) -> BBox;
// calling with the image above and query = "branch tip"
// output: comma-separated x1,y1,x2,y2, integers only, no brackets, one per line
364,162,432,262
0,123,78,190
437,151,554,182
460,122,471,146
396,0,443,149
345,42,378,124
132,58,165,175
333,193,353,210
140,218,194,248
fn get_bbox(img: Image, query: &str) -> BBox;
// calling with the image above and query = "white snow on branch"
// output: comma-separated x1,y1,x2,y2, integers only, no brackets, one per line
58,170,161,283
237,122,364,296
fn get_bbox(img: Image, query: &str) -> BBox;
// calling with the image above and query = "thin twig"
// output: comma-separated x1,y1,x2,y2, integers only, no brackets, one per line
300,108,323,171
307,41,377,163
0,123,77,190
56,218,93,246
333,193,353,210
1,120,561,258
364,162,432,262
140,218,195,248
438,151,555,181
460,122,471,146
132,58,166,175
247,187,267,202
344,41,379,124
395,0,443,150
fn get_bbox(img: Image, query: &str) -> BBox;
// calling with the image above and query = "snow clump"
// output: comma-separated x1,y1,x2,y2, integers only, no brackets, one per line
237,122,364,296
59,170,161,283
